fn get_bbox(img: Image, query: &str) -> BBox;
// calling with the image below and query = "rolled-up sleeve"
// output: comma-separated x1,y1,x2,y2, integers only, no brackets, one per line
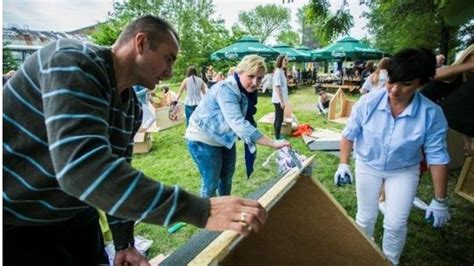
342,98,364,141
424,107,450,165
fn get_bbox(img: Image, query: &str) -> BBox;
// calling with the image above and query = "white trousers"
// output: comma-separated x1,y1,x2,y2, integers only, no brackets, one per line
355,160,419,265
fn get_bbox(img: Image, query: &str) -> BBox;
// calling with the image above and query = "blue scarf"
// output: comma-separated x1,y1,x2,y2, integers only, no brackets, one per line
234,73,258,178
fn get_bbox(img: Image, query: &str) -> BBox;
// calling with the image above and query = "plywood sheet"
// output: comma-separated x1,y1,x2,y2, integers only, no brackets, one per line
162,156,389,266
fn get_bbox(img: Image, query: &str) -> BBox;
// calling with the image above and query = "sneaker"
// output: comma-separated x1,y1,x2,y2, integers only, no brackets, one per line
413,197,428,210
378,201,386,216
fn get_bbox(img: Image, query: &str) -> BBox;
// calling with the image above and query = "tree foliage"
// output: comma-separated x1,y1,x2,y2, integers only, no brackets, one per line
236,4,291,43
304,0,354,46
3,42,19,73
363,0,470,60
89,0,237,82
277,30,300,47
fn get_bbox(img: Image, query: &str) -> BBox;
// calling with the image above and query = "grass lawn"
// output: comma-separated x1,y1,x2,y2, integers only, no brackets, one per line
132,85,474,264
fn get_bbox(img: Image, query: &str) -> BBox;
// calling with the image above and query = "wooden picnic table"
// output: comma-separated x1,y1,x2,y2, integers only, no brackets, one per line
318,83,360,93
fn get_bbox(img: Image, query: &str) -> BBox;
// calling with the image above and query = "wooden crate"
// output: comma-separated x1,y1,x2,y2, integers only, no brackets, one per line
327,88,356,124
150,102,184,131
158,156,389,266
132,132,152,154
455,156,474,203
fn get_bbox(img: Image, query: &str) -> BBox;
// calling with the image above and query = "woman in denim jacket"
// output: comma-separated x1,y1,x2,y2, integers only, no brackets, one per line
186,55,290,197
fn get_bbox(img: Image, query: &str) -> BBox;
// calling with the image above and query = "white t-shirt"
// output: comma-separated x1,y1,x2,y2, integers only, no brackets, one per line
184,76,204,106
271,68,289,104
361,70,388,93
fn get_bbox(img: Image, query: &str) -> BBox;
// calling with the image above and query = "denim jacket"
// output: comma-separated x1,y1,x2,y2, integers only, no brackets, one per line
188,75,263,152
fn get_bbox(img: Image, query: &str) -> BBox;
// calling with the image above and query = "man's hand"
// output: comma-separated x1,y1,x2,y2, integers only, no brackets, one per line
205,196,267,236
334,164,353,186
425,198,450,228
114,247,150,266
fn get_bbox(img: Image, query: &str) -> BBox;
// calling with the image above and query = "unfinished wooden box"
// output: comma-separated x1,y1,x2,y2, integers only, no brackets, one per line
455,156,474,203
133,131,152,154
158,156,389,266
150,101,184,131
327,88,355,124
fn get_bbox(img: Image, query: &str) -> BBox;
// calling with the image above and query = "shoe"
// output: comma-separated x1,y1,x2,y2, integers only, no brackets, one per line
378,201,386,216
413,197,428,210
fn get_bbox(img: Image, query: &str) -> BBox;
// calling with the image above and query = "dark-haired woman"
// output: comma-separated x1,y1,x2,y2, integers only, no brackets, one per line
271,55,289,140
176,66,207,127
334,48,450,265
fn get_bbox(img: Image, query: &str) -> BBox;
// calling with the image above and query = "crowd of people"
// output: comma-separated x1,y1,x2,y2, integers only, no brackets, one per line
3,14,472,266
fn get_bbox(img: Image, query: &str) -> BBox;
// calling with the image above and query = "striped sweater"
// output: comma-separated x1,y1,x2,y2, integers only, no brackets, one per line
3,39,210,247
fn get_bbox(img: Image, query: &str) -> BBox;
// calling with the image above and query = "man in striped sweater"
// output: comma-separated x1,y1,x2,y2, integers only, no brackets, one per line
3,15,267,266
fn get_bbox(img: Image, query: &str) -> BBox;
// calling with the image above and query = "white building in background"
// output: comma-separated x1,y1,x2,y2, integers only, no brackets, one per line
3,25,97,65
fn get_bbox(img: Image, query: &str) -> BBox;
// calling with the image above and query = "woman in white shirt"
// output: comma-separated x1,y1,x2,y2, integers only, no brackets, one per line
176,66,207,127
360,57,390,94
271,55,289,140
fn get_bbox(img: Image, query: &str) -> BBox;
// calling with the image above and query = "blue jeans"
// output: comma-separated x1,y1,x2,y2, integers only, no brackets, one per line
187,140,236,197
185,105,197,127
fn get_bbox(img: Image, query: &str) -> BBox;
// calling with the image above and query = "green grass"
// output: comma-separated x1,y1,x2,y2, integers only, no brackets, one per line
132,85,474,264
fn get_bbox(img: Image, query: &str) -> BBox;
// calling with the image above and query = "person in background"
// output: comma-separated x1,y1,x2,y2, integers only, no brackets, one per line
422,44,474,148
176,66,207,127
227,66,236,78
260,67,273,95
436,54,446,68
133,85,156,130
317,89,331,115
272,55,289,140
360,57,390,94
206,65,215,87
185,55,290,197
334,48,450,265
3,15,268,266
360,60,375,87
213,71,225,83
160,86,178,106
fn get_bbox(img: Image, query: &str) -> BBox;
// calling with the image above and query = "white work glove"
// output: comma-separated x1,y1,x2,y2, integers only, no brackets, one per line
334,164,353,186
425,198,450,228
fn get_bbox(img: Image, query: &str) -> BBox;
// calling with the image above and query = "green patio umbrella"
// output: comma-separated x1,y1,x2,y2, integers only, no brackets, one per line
210,36,280,61
295,46,312,60
311,36,384,61
272,43,309,62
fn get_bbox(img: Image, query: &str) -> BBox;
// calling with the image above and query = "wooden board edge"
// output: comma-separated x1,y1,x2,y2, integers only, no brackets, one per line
455,157,474,203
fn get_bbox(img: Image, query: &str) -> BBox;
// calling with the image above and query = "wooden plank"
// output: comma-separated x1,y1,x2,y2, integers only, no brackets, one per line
455,156,474,203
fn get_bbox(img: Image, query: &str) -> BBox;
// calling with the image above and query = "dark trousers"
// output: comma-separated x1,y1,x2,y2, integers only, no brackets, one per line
273,103,284,139
4,207,107,266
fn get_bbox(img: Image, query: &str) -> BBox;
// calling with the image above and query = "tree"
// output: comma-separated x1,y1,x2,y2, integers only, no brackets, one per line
363,0,470,60
90,0,237,82
236,4,291,43
304,0,354,46
3,42,19,73
277,30,300,47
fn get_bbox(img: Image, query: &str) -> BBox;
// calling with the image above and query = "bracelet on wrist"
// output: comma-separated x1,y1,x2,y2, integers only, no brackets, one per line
434,197,448,204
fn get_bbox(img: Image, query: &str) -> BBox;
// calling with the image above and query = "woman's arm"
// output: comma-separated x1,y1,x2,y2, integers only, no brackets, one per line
176,78,187,101
429,164,448,199
434,61,474,81
255,135,289,149
200,81,207,95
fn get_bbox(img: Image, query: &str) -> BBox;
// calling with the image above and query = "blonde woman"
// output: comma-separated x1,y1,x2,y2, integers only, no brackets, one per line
360,57,390,94
186,55,290,197
176,66,207,127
